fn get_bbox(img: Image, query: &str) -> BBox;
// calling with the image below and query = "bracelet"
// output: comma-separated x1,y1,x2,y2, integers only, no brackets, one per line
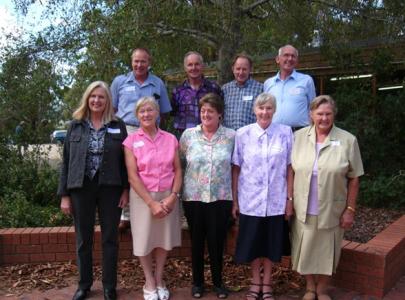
287,197,293,201
346,206,356,213
171,191,181,199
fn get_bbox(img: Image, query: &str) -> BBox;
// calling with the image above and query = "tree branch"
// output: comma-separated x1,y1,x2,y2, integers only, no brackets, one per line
242,0,271,14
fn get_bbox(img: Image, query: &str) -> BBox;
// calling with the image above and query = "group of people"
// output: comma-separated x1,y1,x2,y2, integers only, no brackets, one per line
58,44,364,300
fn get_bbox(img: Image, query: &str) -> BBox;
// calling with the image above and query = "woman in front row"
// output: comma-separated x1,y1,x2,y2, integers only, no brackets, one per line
123,96,182,300
180,93,235,299
232,93,293,300
291,95,364,300
58,81,128,300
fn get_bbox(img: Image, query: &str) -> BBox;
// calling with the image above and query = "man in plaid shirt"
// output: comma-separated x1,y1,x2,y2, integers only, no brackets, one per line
222,53,263,130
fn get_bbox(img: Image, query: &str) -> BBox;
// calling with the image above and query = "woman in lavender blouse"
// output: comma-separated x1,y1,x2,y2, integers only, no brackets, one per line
232,93,293,300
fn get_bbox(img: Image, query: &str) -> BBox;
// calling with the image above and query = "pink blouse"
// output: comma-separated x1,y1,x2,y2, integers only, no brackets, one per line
123,128,178,192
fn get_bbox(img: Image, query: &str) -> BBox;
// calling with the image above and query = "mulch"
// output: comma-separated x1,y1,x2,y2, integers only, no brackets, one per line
0,205,403,297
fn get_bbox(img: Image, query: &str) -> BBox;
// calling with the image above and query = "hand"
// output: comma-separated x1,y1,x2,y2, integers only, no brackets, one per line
60,196,72,215
340,209,354,230
118,189,129,208
232,203,239,219
285,200,294,220
149,201,168,219
160,194,176,213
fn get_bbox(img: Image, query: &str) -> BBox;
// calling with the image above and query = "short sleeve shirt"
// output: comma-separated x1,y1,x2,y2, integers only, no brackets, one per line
111,72,171,126
232,123,293,217
179,125,235,203
222,78,263,130
123,128,178,192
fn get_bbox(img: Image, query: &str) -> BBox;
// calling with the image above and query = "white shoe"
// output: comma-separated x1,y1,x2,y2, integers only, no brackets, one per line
157,285,170,300
143,285,158,300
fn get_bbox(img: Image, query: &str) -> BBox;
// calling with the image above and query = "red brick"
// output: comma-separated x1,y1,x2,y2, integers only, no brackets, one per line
39,228,51,244
119,241,133,250
12,228,25,244
118,250,132,259
92,251,102,260
356,264,384,277
30,253,55,263
42,244,68,253
20,228,34,244
16,244,42,254
30,227,42,244
55,252,76,262
57,227,69,243
67,227,76,243
120,232,132,242
1,244,15,254
48,227,60,244
1,228,17,244
68,244,77,252
94,226,101,242
3,254,29,264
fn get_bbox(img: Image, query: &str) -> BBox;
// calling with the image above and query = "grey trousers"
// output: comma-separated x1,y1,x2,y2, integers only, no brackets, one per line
70,175,123,290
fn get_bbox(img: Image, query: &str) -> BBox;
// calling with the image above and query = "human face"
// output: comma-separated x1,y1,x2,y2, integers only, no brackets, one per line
276,46,298,75
137,103,158,129
310,103,335,134
232,57,251,85
88,87,107,115
184,54,203,80
254,101,275,129
200,103,221,130
131,50,150,79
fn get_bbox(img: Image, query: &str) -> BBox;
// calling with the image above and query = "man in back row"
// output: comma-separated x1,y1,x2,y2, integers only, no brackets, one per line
264,44,316,130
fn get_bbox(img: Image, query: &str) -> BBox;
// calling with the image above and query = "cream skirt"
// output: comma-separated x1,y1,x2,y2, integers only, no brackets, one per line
129,189,181,256
291,215,344,275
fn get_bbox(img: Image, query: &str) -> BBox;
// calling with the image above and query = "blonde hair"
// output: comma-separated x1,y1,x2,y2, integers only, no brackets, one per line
310,95,337,124
72,81,115,124
135,96,160,116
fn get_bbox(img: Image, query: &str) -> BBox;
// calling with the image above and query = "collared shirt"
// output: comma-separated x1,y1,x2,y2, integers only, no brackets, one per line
171,77,222,130
264,69,316,127
179,125,235,203
111,71,172,126
232,122,293,217
222,78,263,130
122,128,178,192
85,120,107,179
292,125,364,229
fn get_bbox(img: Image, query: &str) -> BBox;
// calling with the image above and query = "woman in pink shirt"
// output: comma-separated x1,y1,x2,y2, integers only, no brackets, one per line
123,97,182,300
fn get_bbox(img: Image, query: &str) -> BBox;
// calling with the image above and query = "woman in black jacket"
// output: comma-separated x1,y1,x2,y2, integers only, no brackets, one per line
58,81,128,300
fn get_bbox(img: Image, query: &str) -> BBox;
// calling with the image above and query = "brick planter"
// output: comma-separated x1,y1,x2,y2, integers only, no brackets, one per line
1,216,404,298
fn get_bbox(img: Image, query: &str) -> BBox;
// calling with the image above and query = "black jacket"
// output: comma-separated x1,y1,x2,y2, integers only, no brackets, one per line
57,118,128,196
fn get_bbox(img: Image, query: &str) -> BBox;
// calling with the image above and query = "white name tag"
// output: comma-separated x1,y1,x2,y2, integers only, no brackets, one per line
331,140,341,146
243,95,253,101
107,128,121,134
289,87,303,95
133,141,145,148
123,86,136,92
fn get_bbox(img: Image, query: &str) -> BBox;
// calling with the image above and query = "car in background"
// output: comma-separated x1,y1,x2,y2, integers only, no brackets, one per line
50,130,67,144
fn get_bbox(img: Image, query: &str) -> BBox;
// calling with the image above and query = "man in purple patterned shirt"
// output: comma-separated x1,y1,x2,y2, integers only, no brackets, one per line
171,51,222,137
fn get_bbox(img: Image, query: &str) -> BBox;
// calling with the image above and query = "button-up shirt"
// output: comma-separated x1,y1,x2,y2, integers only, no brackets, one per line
264,70,316,127
179,125,235,203
85,120,107,179
222,78,263,130
232,122,293,217
292,125,364,229
123,128,178,192
171,77,222,130
111,72,172,126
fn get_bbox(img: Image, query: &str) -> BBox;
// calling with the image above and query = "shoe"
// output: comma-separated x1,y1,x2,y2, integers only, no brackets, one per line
302,290,317,300
157,284,170,300
72,288,90,300
118,220,130,232
191,285,204,298
245,283,261,300
213,285,229,299
104,288,117,300
262,283,275,300
143,285,159,300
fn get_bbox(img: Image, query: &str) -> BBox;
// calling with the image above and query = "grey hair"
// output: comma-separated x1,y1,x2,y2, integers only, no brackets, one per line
183,51,204,67
254,93,277,110
278,45,299,57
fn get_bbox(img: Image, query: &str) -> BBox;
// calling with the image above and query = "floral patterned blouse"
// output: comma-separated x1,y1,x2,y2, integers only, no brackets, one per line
179,124,235,203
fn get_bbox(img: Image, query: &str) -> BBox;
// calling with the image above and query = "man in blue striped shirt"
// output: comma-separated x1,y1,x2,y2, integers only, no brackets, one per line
264,45,316,131
222,53,263,130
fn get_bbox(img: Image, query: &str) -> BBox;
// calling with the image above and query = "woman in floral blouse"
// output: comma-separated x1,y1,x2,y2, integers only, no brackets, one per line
180,93,235,299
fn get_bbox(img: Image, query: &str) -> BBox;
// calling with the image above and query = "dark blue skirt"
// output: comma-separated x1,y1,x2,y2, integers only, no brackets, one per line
234,214,290,264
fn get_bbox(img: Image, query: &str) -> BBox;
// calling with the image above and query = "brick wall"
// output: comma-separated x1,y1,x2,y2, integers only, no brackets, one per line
1,216,404,298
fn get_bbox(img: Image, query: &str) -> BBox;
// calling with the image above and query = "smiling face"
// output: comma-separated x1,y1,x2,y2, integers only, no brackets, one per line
131,49,150,79
137,103,159,129
184,53,204,81
276,45,298,75
232,57,251,85
254,101,275,129
310,103,335,134
200,103,221,129
88,87,107,115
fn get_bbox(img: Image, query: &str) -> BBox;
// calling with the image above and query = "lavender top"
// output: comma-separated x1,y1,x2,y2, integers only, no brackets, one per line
171,77,222,130
307,143,322,215
232,122,293,217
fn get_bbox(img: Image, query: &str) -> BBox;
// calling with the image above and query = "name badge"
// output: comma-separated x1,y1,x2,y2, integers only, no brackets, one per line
243,95,253,101
107,128,121,134
133,141,145,148
123,86,136,92
289,87,303,95
331,140,341,146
